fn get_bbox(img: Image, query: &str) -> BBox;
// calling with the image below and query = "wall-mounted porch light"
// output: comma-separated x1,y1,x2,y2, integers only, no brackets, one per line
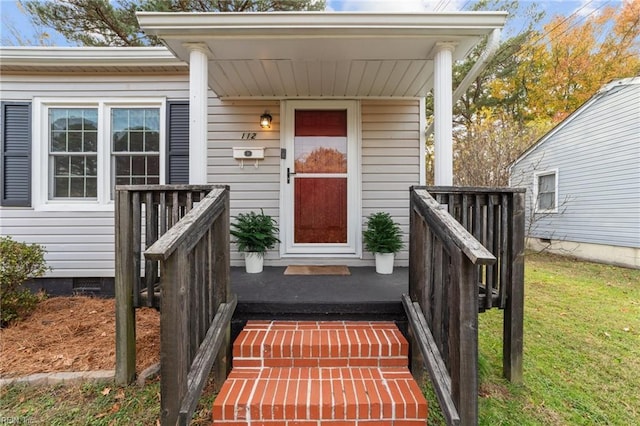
260,112,272,129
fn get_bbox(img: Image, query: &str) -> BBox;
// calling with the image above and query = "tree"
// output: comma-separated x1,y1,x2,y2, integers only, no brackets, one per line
22,0,326,47
295,147,346,173
510,0,640,123
449,0,545,130
453,109,546,187
425,0,546,186
427,0,640,187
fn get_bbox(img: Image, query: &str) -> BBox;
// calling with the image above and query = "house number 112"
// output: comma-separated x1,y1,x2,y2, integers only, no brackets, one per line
241,132,257,140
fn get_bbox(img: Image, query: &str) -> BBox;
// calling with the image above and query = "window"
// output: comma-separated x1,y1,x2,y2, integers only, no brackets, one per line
534,170,558,213
112,108,160,187
35,99,165,210
49,108,98,199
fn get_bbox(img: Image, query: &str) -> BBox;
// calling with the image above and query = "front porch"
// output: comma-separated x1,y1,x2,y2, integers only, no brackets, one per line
114,184,524,425
231,265,407,321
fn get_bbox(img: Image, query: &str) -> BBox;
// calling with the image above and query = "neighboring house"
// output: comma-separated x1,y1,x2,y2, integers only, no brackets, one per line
509,77,640,269
0,12,507,292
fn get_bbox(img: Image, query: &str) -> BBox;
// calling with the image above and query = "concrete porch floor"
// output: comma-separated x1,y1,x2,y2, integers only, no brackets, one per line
230,266,409,323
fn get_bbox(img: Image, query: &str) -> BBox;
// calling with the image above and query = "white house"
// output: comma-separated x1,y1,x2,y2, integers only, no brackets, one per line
0,12,507,291
509,77,640,269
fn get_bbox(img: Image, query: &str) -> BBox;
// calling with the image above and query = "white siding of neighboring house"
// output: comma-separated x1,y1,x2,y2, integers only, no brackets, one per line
0,73,190,277
510,81,640,254
1,73,422,275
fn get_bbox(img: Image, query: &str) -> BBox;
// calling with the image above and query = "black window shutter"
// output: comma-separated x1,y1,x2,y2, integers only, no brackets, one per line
166,101,190,184
1,102,32,207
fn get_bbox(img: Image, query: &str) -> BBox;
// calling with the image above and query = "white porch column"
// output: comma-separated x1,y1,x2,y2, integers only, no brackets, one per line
188,44,209,184
433,43,455,186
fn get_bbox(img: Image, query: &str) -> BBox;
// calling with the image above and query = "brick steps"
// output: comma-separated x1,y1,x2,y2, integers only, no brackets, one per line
212,321,427,425
233,321,408,369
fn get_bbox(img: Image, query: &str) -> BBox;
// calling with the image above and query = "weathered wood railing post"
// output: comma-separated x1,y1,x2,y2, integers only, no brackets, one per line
143,186,235,425
115,189,136,385
408,200,427,385
115,185,218,387
159,248,189,423
504,190,525,383
451,249,480,423
212,189,232,392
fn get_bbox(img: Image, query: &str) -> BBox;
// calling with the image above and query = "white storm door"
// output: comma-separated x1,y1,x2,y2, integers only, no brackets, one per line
281,100,360,256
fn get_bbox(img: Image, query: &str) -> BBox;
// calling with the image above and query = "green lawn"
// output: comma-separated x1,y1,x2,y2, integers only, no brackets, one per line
426,251,640,425
2,252,638,425
0,375,216,425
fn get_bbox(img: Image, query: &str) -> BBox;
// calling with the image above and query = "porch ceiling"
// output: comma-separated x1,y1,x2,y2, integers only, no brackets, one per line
137,12,507,99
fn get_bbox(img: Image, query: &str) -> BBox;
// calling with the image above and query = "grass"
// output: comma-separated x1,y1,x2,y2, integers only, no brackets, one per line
0,380,161,425
0,375,217,425
424,251,640,425
2,252,638,424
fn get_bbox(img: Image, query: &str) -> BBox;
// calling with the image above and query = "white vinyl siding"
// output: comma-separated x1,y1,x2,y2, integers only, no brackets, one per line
206,99,281,264
0,210,115,276
206,99,421,266
0,74,189,277
361,99,421,265
1,73,423,274
510,81,640,249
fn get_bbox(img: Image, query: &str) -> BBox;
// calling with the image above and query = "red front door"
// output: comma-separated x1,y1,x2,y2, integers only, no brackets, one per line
293,110,348,244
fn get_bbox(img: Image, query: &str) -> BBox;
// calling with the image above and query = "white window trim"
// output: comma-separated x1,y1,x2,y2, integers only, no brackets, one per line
533,169,559,214
33,97,166,211
279,99,362,258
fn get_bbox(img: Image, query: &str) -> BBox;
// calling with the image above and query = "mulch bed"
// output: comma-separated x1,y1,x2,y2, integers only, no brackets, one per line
0,296,159,378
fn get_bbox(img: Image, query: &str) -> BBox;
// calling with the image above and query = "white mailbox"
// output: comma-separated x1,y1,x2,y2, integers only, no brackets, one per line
233,147,265,168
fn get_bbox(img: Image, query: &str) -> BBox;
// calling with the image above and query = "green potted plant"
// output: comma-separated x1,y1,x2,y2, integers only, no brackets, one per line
230,209,280,273
363,212,404,274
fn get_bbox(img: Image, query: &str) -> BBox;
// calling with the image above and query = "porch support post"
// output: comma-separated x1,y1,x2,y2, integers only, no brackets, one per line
187,43,209,184
433,43,455,186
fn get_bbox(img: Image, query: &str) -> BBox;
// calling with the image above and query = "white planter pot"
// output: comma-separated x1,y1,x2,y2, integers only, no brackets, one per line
244,252,264,273
375,252,395,274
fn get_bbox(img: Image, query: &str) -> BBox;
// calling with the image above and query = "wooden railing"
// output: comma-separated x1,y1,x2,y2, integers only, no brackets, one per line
425,186,525,383
144,186,235,425
115,185,236,425
405,187,496,425
115,185,216,385
405,186,525,425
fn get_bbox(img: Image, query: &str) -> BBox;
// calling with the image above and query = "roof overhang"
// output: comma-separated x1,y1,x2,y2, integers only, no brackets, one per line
0,46,187,74
137,12,507,99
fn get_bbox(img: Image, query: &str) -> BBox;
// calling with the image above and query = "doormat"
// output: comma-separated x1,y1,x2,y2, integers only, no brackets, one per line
284,265,351,276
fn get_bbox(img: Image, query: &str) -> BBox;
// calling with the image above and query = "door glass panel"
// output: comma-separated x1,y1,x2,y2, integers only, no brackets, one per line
294,136,347,173
293,109,348,244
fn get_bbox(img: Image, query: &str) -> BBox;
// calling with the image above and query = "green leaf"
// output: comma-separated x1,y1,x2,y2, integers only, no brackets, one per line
230,209,280,254
362,212,404,254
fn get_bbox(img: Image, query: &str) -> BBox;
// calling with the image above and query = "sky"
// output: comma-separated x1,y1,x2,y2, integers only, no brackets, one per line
0,0,624,46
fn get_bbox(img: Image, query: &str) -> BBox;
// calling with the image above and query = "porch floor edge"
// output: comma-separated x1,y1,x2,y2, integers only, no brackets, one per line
231,266,408,305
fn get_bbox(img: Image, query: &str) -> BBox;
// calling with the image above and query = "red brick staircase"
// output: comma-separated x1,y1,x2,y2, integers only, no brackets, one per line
212,321,428,425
